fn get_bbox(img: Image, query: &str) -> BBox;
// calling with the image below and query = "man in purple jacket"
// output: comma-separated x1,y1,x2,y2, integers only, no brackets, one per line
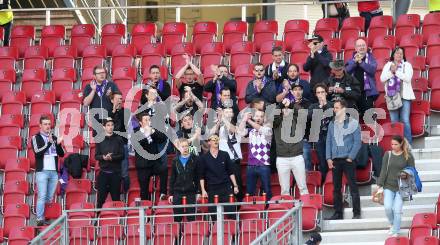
345,38,379,117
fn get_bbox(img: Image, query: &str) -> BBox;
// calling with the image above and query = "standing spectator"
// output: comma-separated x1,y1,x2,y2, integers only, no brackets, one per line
175,54,204,101
245,63,277,104
303,35,333,90
176,113,204,156
216,88,239,123
276,64,312,103
326,99,362,220
238,110,273,199
264,46,289,87
346,38,379,117
32,115,65,226
168,138,199,222
95,118,124,209
380,47,414,145
327,59,361,109
358,1,383,31
319,0,350,29
204,64,237,109
377,135,414,237
108,91,131,193
0,0,12,46
145,65,171,101
173,87,204,117
133,110,167,200
273,98,309,196
198,134,239,218
308,83,334,183
83,65,120,137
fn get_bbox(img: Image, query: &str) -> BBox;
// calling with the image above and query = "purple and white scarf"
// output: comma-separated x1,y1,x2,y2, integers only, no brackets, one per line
215,80,224,105
387,62,403,97
40,131,57,155
96,80,108,97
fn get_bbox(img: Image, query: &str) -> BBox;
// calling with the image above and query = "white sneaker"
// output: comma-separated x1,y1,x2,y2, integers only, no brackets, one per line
387,225,393,235
392,233,399,237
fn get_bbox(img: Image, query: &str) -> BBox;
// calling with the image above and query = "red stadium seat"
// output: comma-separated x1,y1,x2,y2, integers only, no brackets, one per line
323,171,347,206
131,22,156,55
356,159,373,184
170,42,194,75
52,67,77,100
0,68,16,99
3,158,29,182
314,18,339,40
259,40,285,66
141,43,165,70
253,20,278,52
283,19,309,50
398,34,422,60
372,36,394,61
428,56,440,87
422,12,440,44
412,212,437,229
82,44,106,68
65,179,92,209
44,202,62,220
411,100,430,137
81,67,95,90
40,25,65,57
211,220,237,245
379,122,404,152
71,24,95,57
199,42,224,73
239,219,265,245
1,91,25,115
154,223,179,245
111,44,136,70
0,46,18,70
289,40,310,64
269,195,295,209
53,45,77,69
367,15,393,46
181,221,209,244
10,25,35,58
2,203,30,237
3,180,29,208
229,41,254,74
96,225,123,245
30,90,55,115
410,224,433,244
342,16,365,32
101,23,126,56
294,170,322,198
395,14,421,44
192,21,217,54
384,236,410,245
24,45,48,70
59,90,83,112
112,66,136,98
7,226,35,244
324,38,341,58
0,114,24,137
222,20,248,53
412,236,439,245
426,34,440,65
162,22,187,55
412,77,428,101
142,64,168,83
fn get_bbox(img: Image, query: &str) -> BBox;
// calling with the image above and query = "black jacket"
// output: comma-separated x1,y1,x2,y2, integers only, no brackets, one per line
245,78,277,104
265,62,289,87
303,45,333,88
108,107,130,144
95,134,124,172
63,153,89,178
204,76,237,109
32,133,65,172
169,155,199,195
197,150,234,189
133,127,167,169
326,72,361,109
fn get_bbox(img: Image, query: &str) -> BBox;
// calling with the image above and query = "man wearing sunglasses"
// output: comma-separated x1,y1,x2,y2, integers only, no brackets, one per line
245,62,277,104
303,35,333,92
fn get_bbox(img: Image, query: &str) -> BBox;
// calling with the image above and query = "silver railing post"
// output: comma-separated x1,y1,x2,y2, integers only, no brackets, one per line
63,214,69,245
241,6,246,22
110,9,116,23
303,5,308,20
97,0,102,34
139,207,146,245
216,205,224,245
45,10,51,26
176,7,181,22
324,3,328,18
295,202,303,245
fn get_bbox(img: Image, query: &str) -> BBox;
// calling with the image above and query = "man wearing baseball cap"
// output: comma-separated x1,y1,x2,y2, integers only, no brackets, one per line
303,34,333,93
326,59,361,109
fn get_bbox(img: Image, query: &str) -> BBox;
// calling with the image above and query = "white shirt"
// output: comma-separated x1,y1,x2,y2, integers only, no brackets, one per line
219,126,242,160
380,61,415,100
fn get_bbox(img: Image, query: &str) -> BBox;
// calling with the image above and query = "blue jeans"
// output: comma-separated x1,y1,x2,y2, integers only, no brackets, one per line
316,137,328,183
246,165,272,200
384,189,403,234
303,140,312,171
121,144,130,192
36,170,59,220
389,99,412,145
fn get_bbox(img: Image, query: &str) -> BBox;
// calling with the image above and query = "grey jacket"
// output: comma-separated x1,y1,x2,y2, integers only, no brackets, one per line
399,169,418,201
326,117,361,161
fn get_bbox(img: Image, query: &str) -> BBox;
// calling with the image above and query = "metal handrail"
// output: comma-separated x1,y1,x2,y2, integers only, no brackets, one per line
31,213,68,245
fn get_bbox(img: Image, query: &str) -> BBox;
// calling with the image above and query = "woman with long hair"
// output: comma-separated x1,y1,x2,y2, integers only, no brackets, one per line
377,135,415,237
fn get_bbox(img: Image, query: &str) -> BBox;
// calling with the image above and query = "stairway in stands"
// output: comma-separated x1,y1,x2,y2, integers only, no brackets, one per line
321,132,440,244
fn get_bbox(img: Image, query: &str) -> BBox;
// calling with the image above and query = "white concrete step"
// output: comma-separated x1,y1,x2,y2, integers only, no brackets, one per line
321,229,409,244
322,217,412,231
420,182,440,194
419,170,440,182
411,148,440,160
360,193,439,207
343,205,434,219
415,159,440,171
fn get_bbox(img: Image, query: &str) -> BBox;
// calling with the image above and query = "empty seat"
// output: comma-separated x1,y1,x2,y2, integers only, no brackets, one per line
52,45,77,69
222,20,248,53
289,40,310,65
409,224,433,244
40,25,65,57
229,41,254,74
141,43,165,71
253,20,278,52
82,44,106,68
426,34,440,65
0,46,18,70
395,14,421,44
52,67,77,100
3,158,30,183
71,24,95,57
24,45,48,70
367,15,393,46
7,226,35,244
21,68,47,100
0,68,16,99
112,67,137,98
0,114,24,137
411,100,430,137
101,23,126,56
314,18,339,40
324,38,341,58
372,35,395,60
192,21,217,54
10,25,35,58
3,181,29,208
131,22,156,55
283,19,309,50
170,42,194,75
422,12,440,44
2,203,30,237
340,17,365,49
65,179,92,209
111,44,136,70
1,91,25,115
29,90,55,115
59,90,83,112
154,223,179,245
199,42,224,73
384,236,410,245
162,22,187,55
412,236,439,245
398,34,422,59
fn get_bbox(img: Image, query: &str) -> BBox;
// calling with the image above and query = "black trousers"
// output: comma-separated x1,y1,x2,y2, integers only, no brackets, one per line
231,159,244,202
332,158,361,216
137,161,168,200
1,21,11,46
97,171,121,209
173,192,196,222
358,94,376,119
360,10,383,32
208,185,236,220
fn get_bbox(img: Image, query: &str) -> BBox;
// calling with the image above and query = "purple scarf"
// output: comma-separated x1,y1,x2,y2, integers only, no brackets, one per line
40,131,57,155
215,80,223,105
363,53,371,91
96,80,108,97
254,76,268,91
387,63,402,97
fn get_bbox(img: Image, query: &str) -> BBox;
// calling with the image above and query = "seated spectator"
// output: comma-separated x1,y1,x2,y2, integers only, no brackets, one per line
204,64,237,109
357,1,383,31
245,63,277,105
175,54,204,101
346,38,379,117
326,59,361,109
168,138,199,222
145,65,171,101
264,46,289,87
276,64,312,103
380,47,414,145
303,35,333,90
173,87,204,116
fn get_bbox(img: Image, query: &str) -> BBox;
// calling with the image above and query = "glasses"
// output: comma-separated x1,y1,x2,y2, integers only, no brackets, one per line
94,71,106,75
